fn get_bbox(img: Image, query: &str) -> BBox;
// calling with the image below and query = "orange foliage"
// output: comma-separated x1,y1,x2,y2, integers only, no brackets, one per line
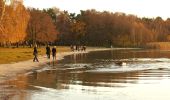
0,1,29,44
27,9,58,44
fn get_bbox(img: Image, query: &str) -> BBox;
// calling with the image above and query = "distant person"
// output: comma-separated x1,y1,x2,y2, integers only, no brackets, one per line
76,45,78,51
52,46,57,60
111,45,113,48
82,46,86,51
33,45,39,62
73,45,76,51
70,45,74,51
46,45,51,59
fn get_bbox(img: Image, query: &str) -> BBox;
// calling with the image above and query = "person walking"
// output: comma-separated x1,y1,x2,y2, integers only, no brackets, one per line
33,45,39,62
52,46,57,60
46,45,51,59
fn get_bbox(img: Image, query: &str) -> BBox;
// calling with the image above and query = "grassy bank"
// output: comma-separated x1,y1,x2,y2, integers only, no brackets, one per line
0,46,70,64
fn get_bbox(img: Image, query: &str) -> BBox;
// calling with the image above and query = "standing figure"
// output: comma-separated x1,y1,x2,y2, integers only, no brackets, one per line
70,45,74,51
33,46,39,62
82,46,86,51
46,45,51,59
52,46,57,60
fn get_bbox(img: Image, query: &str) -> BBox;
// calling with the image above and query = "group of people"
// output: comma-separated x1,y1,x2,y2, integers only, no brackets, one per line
46,45,57,60
33,45,57,62
70,45,86,52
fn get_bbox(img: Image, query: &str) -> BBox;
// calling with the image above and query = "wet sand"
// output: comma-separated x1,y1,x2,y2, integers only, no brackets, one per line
0,47,117,82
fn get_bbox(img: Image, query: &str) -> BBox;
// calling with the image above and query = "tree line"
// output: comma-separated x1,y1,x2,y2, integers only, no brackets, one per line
43,8,170,47
1,1,170,47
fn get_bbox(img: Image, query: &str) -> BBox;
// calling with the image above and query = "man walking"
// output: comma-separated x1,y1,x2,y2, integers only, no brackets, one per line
46,45,51,59
52,46,56,60
33,45,39,62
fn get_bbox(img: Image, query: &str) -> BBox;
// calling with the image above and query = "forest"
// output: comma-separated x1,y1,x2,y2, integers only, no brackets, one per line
1,1,170,48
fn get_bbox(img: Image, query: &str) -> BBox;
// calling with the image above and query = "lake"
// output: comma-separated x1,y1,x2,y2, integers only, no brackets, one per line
1,49,170,100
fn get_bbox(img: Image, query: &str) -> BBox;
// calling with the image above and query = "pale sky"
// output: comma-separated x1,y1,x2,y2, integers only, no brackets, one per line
24,0,170,19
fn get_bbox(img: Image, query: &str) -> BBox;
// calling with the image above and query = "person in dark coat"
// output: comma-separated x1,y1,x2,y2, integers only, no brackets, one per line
52,46,57,60
33,46,39,62
46,45,51,59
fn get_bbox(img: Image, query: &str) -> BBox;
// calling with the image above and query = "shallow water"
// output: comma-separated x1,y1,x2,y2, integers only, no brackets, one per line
1,49,170,100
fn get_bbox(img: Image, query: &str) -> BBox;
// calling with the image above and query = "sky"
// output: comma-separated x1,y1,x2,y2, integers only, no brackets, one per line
24,0,170,19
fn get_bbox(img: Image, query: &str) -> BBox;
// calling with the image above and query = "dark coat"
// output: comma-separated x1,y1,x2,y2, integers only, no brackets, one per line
52,48,56,56
46,46,51,54
33,47,38,55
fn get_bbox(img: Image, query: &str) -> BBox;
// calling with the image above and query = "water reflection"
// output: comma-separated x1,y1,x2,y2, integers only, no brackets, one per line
69,53,87,64
2,49,170,100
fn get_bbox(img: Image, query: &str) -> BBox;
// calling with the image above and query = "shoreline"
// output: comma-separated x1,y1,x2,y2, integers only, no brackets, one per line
0,47,138,82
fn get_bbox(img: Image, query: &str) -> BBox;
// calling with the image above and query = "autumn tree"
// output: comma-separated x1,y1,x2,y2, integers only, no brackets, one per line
0,0,30,47
0,0,7,46
70,20,86,44
54,11,72,45
26,9,58,46
0,0,5,22
43,8,59,23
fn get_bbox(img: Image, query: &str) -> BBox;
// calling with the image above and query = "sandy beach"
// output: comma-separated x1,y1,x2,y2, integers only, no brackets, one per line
0,47,115,82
